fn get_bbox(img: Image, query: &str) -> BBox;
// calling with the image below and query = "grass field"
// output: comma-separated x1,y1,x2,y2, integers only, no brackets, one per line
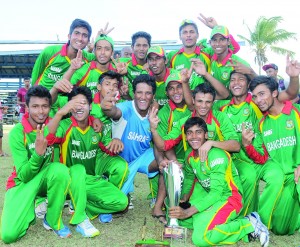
0,124,299,247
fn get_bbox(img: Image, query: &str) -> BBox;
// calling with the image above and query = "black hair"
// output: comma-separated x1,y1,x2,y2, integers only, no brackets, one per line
249,75,278,94
69,19,92,41
132,74,156,95
131,31,151,47
192,83,216,101
184,117,208,134
179,22,199,36
99,71,122,85
230,70,252,84
68,86,93,105
25,85,52,106
23,77,31,81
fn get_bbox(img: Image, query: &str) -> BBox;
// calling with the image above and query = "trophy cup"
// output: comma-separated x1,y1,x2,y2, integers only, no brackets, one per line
163,161,187,241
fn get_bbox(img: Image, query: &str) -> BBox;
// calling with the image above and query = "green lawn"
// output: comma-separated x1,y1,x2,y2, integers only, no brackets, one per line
0,125,299,247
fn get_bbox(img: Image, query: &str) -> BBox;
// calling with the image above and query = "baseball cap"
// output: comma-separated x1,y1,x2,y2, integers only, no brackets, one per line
147,46,165,57
210,25,230,39
166,71,182,87
262,63,278,71
94,34,114,50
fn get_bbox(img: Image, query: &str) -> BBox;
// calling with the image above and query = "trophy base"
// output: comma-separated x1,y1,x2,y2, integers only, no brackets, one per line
163,226,186,239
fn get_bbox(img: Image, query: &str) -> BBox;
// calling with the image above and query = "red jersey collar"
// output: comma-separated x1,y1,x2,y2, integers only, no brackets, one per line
149,68,171,82
22,112,50,133
90,61,115,71
178,46,201,55
70,115,94,127
93,92,101,104
61,43,69,56
212,49,234,66
131,53,139,66
281,101,293,115
229,93,252,105
191,109,213,124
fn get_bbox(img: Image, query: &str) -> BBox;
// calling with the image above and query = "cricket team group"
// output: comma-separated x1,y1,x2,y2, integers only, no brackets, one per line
1,13,300,247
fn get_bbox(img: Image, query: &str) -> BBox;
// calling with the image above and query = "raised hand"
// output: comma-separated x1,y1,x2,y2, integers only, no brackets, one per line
190,58,207,76
35,124,48,156
70,49,84,70
148,107,160,131
53,79,73,93
106,138,124,154
101,91,118,110
228,58,255,75
241,122,254,147
286,54,300,77
111,56,128,75
180,68,193,84
96,22,115,36
197,13,218,29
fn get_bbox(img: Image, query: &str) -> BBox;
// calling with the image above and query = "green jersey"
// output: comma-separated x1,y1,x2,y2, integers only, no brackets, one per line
150,68,176,107
217,94,266,164
6,113,54,189
210,52,250,88
183,148,243,212
157,101,191,162
90,92,113,140
31,43,95,89
259,101,300,174
167,46,211,90
46,116,111,175
70,61,116,97
163,109,239,152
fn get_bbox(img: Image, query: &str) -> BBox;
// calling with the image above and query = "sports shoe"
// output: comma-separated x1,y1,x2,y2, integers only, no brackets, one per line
76,218,100,238
69,201,74,215
246,212,269,247
35,200,47,219
128,194,134,209
43,217,71,238
149,197,157,209
99,214,113,223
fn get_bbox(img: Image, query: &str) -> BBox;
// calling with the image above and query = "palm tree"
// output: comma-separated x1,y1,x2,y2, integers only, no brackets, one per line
238,16,297,74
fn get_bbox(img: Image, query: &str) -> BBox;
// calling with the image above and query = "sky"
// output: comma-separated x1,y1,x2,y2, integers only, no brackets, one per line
1,0,299,79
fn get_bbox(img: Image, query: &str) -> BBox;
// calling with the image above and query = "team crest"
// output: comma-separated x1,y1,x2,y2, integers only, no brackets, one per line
243,108,250,116
286,119,294,129
207,131,214,139
221,71,229,81
91,135,98,144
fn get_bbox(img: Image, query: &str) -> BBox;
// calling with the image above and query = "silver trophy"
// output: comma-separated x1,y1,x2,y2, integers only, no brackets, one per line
163,161,186,240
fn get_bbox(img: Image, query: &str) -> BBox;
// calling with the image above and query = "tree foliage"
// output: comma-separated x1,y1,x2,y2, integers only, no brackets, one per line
238,16,297,74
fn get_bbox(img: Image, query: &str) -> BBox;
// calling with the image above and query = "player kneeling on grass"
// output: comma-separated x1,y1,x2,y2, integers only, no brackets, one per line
1,86,71,243
46,86,128,237
169,117,269,247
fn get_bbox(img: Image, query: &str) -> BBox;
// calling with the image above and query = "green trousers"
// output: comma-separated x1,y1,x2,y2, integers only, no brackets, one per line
1,162,70,244
68,164,128,222
95,152,129,189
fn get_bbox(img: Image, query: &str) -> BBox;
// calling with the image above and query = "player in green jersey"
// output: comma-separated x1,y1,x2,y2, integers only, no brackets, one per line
119,31,152,98
169,117,269,247
63,35,127,98
90,71,129,188
249,58,300,235
147,46,175,107
47,86,128,231
1,86,71,243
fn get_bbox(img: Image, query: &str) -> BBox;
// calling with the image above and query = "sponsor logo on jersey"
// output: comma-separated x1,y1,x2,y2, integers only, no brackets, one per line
157,98,169,106
227,113,233,118
264,129,272,136
131,71,140,76
199,178,210,188
210,158,224,168
91,135,98,144
50,66,62,73
71,149,97,160
72,139,80,146
86,81,98,88
127,131,149,142
243,108,250,116
175,64,184,70
234,121,253,133
47,72,62,82
207,131,214,139
29,143,35,149
221,71,229,81
286,119,294,129
266,136,297,152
